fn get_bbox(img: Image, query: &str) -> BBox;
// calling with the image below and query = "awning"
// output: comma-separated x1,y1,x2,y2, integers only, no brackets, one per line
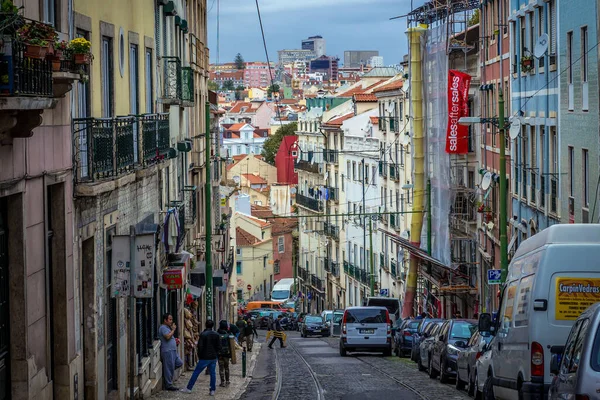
381,228,452,271
188,284,203,298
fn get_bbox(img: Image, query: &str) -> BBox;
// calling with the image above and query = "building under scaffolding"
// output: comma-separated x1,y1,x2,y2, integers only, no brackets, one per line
404,0,481,318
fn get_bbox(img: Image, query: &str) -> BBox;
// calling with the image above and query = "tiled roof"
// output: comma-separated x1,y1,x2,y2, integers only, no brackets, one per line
229,102,253,114
251,205,297,235
236,227,261,246
232,155,247,161
323,112,354,127
241,214,271,228
336,80,386,98
228,123,249,131
373,80,404,93
354,93,378,102
370,116,379,125
279,99,298,104
243,174,268,184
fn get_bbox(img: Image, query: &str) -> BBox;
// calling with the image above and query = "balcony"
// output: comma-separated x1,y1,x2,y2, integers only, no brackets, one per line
389,164,399,181
310,274,324,292
295,159,321,174
322,149,338,164
168,200,186,245
550,177,558,214
331,261,340,277
324,259,331,273
381,117,400,133
391,260,397,277
343,260,349,274
183,185,198,227
298,266,308,281
162,56,182,105
328,187,339,202
323,222,340,240
181,66,194,106
73,113,171,194
296,193,323,212
360,269,368,284
379,161,388,178
349,263,355,277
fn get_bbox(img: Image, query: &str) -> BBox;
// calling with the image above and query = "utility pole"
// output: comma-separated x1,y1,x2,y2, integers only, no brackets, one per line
128,225,136,400
205,101,213,321
498,92,508,282
369,218,374,296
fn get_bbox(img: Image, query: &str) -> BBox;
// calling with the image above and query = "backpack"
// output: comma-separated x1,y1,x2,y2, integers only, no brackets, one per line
236,319,246,332
244,320,254,336
218,332,231,357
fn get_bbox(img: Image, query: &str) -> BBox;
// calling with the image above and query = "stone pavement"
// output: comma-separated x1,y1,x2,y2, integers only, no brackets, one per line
151,342,262,400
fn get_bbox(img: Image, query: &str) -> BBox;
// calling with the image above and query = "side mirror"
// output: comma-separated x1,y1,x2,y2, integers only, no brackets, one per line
454,340,466,348
478,313,493,334
550,353,561,375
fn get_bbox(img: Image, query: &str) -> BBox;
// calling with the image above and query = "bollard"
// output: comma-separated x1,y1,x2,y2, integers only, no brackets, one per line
242,346,247,378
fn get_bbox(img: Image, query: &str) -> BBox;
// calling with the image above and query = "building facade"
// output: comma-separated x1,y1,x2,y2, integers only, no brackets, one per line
344,50,379,68
302,35,326,57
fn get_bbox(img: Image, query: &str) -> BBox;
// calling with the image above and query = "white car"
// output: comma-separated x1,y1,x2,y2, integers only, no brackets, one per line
474,343,494,399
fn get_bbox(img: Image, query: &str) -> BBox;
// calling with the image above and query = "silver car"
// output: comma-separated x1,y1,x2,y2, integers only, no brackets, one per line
339,306,392,357
549,302,600,400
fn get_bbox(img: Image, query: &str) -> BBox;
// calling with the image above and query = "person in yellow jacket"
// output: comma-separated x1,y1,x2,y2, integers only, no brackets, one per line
267,315,286,349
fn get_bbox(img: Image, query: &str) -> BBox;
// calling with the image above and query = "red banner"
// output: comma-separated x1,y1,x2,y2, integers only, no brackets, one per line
446,70,472,154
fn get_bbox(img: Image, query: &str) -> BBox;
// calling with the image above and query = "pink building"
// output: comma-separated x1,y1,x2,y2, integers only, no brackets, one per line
244,62,274,88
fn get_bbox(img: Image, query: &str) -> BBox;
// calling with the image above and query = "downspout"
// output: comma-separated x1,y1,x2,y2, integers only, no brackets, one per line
402,24,426,319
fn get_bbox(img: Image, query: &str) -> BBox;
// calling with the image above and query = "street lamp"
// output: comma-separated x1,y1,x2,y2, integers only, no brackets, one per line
458,95,509,283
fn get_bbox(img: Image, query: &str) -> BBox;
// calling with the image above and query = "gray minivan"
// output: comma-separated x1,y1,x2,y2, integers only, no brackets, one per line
548,302,600,399
339,306,392,357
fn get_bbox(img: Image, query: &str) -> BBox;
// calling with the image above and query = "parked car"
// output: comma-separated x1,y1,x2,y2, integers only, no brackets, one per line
477,224,600,400
548,302,600,399
395,319,420,357
474,342,494,399
321,309,344,334
428,319,477,383
455,329,493,395
339,306,392,357
411,318,444,362
418,321,444,372
390,318,404,353
301,315,329,337
296,312,307,331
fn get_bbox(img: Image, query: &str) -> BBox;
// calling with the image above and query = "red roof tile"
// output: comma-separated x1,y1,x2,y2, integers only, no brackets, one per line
242,214,271,228
228,123,249,131
243,174,268,185
236,227,261,246
372,80,404,93
229,102,253,114
354,93,378,102
251,205,298,234
323,112,354,127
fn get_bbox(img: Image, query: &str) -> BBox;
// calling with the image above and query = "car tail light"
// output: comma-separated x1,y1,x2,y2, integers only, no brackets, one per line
475,352,482,360
404,331,412,336
531,341,544,377
575,395,590,400
342,311,347,335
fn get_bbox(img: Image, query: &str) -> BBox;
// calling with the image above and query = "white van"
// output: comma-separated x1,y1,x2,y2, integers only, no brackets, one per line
270,278,295,303
366,296,402,324
478,224,600,400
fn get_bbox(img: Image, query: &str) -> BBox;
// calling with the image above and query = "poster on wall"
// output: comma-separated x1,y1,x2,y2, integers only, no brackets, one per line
134,234,156,298
111,236,131,298
446,69,472,154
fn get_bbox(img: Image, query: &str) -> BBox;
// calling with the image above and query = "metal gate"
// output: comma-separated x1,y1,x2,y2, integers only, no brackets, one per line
0,203,10,400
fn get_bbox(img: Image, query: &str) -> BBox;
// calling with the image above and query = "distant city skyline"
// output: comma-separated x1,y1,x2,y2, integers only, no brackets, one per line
207,0,422,66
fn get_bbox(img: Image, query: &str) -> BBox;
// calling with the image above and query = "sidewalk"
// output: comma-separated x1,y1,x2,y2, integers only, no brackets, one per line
151,342,262,400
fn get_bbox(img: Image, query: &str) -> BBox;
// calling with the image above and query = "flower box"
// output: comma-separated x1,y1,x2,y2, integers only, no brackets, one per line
74,53,90,64
25,44,47,59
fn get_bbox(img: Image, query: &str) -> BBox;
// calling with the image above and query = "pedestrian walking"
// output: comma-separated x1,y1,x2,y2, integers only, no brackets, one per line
228,319,241,342
180,319,220,396
243,315,258,352
217,321,232,387
268,314,286,349
159,314,183,391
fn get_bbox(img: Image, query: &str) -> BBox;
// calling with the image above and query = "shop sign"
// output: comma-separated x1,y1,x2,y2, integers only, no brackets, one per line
163,267,185,289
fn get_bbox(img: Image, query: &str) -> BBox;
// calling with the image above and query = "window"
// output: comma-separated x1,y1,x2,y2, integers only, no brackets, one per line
569,146,574,197
352,162,356,180
278,236,284,253
236,261,242,274
514,275,534,327
581,27,588,82
520,17,526,57
499,281,518,335
101,36,114,117
583,149,589,207
528,12,534,60
42,0,58,28
263,256,267,269
145,49,153,113
561,319,583,374
550,128,557,174
567,31,574,84
129,44,139,163
236,247,242,256
549,0,557,58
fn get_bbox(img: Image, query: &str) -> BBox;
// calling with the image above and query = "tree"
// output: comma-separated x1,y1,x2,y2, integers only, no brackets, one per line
234,53,245,70
208,80,219,91
222,80,235,91
267,83,280,98
468,9,479,26
235,85,245,91
261,122,298,165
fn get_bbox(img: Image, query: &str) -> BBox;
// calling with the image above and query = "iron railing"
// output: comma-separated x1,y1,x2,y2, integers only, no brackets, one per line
328,187,339,202
298,266,308,281
73,113,170,184
322,149,338,164
181,66,194,104
343,261,349,274
540,175,546,208
163,56,182,102
0,39,54,96
310,274,324,291
389,164,399,181
324,259,331,273
551,177,558,214
296,193,323,212
323,222,339,240
349,263,355,277
295,160,321,174
331,261,340,277
183,186,197,226
381,117,400,133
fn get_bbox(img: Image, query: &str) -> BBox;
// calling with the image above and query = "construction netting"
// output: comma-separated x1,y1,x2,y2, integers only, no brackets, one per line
419,23,454,268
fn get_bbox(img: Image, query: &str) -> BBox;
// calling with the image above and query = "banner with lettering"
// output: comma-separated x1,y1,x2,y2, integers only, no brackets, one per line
446,70,472,154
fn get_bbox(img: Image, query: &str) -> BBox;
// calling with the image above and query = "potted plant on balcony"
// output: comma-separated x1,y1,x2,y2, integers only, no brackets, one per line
50,40,67,71
16,21,56,59
68,37,92,64
520,54,534,73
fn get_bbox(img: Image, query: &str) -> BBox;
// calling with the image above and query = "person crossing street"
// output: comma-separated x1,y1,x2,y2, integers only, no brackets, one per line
268,314,286,349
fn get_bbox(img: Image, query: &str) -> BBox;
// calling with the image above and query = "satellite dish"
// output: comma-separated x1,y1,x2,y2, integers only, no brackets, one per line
534,33,549,58
509,117,521,140
401,133,410,146
386,103,395,114
481,172,493,190
290,187,297,194
400,230,410,240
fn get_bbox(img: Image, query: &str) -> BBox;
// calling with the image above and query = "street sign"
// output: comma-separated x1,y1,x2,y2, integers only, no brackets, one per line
379,288,389,297
487,269,502,285
247,284,252,291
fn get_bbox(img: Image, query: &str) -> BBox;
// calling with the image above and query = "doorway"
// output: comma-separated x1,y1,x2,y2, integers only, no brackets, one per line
105,227,118,393
0,198,10,400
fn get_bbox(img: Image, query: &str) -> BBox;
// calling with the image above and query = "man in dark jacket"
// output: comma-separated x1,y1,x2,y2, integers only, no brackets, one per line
268,314,286,349
180,320,221,395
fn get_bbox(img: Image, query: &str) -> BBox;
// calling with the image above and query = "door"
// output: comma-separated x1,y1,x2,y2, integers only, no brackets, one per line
0,201,9,400
105,228,118,392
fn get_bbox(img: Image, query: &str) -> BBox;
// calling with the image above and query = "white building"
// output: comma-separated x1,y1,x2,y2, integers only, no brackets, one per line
368,56,385,68
222,123,268,156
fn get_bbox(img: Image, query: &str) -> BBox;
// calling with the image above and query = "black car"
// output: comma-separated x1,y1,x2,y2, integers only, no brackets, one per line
301,315,329,337
395,319,420,357
428,319,477,383
411,318,445,362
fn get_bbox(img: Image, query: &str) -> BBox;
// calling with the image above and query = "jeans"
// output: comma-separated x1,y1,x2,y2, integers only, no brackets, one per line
186,358,217,392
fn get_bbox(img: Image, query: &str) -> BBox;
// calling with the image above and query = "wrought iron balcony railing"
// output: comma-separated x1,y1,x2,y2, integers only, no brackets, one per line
296,193,323,212
183,185,198,226
343,260,349,274
349,263,355,277
181,66,194,105
163,56,182,103
73,113,170,184
322,149,338,164
298,266,308,281
295,159,321,174
381,117,400,133
328,187,339,202
0,39,53,97
323,222,340,240
310,274,324,291
331,261,340,277
324,258,331,273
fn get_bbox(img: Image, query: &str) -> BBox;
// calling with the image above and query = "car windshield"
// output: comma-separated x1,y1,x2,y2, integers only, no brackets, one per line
271,290,290,300
408,321,420,330
305,316,322,323
333,313,343,323
324,313,333,321
451,321,477,340
345,308,387,324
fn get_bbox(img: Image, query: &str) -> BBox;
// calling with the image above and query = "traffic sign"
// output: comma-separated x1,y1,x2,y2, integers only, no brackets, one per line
379,289,389,297
487,269,502,285
247,284,252,291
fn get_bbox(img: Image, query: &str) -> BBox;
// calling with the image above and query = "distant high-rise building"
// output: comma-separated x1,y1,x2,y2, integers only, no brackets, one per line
344,50,379,68
301,35,326,57
278,49,317,65
368,56,384,67
309,55,339,82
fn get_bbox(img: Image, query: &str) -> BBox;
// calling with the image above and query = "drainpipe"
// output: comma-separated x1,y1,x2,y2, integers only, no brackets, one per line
402,24,426,319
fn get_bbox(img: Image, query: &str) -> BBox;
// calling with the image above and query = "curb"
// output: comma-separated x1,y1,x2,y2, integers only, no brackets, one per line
233,343,261,400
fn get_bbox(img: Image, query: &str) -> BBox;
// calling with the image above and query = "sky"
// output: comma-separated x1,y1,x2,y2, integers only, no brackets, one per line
207,0,425,67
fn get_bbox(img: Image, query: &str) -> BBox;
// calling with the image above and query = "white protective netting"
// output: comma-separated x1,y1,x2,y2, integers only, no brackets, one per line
419,23,453,268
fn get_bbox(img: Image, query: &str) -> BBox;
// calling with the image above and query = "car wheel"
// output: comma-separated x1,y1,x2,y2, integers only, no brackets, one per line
467,368,475,397
339,343,347,357
383,346,392,357
439,357,449,383
482,375,495,400
428,357,438,379
455,370,466,390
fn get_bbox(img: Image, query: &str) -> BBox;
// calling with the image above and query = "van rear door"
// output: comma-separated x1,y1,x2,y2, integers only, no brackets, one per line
345,308,389,347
